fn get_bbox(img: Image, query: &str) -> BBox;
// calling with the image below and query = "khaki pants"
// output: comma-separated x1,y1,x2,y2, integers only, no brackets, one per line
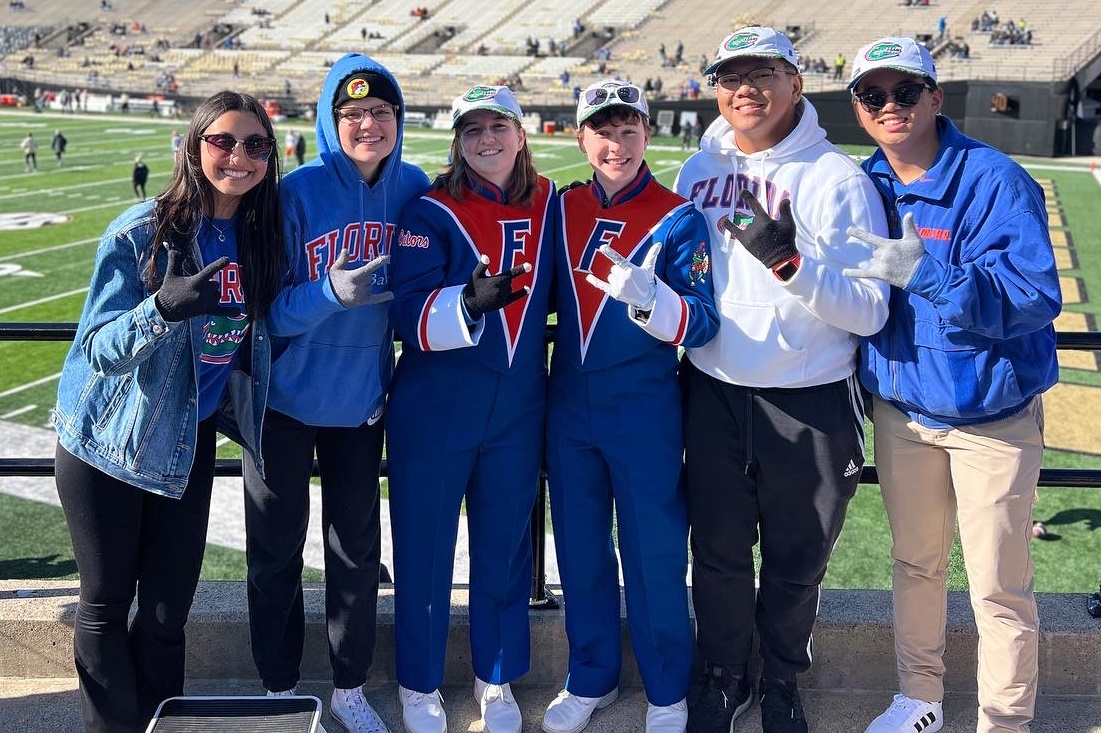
873,396,1042,733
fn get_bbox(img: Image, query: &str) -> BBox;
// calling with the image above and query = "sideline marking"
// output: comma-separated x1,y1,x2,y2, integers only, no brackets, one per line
0,287,88,315
0,373,61,399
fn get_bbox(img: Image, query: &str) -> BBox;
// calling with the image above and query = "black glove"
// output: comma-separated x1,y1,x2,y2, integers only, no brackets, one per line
722,190,797,268
154,248,235,321
461,254,530,321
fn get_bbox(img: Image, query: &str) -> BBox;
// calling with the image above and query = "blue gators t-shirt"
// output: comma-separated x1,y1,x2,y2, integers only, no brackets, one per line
196,217,249,420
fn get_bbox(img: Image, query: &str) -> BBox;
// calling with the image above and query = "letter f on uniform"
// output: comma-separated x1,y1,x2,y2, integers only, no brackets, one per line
577,219,626,272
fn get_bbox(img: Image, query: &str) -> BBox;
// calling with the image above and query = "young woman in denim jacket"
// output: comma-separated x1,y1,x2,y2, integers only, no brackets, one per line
51,90,286,733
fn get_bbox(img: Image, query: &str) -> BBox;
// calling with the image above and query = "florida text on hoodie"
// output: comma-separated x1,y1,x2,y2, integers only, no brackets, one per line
859,116,1061,428
674,98,890,388
266,53,431,427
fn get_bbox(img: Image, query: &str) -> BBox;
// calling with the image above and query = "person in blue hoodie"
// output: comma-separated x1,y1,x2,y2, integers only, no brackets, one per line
844,38,1061,733
387,85,556,733
241,54,429,733
53,90,285,733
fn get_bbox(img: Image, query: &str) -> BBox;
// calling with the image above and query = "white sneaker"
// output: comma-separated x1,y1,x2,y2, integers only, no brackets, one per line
474,678,522,732
331,687,390,733
398,685,447,733
267,688,328,733
645,698,687,732
541,687,619,733
865,693,943,733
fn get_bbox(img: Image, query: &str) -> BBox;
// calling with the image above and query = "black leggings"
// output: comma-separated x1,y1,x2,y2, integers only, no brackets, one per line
55,417,216,733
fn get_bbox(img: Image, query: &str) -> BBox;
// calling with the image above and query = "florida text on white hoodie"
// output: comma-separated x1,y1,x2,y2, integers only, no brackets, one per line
674,98,890,388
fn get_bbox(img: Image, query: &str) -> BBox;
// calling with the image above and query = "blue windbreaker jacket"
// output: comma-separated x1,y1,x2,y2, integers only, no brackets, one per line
858,116,1061,427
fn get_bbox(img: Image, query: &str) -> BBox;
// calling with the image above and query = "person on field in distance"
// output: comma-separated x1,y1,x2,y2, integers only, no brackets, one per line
242,53,430,733
673,25,891,733
53,89,285,733
845,36,1061,733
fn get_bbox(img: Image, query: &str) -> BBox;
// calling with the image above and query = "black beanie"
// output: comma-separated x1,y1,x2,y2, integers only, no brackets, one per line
333,71,400,109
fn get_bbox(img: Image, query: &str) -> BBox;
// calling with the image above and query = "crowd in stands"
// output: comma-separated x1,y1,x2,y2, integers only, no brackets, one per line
972,10,1032,45
902,0,931,6
658,40,685,68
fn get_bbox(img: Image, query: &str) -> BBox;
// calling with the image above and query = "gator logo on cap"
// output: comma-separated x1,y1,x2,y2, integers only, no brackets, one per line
724,32,760,51
865,42,903,61
345,77,369,100
463,85,498,102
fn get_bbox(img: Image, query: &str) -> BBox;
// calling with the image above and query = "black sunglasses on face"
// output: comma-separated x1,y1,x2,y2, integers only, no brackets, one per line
200,133,276,161
853,82,931,113
712,67,793,90
583,85,641,106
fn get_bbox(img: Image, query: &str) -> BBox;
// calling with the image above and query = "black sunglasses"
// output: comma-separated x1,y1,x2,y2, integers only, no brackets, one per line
583,85,641,106
853,82,932,113
200,133,276,162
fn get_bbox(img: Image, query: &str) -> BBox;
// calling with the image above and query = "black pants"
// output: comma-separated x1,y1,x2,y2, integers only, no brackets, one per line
242,408,383,691
682,359,863,681
55,418,216,733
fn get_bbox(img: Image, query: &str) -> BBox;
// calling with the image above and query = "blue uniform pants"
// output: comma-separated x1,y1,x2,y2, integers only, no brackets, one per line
546,358,693,706
388,358,544,692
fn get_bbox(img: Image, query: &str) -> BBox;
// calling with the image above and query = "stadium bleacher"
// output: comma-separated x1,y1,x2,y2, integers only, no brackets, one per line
0,0,1099,127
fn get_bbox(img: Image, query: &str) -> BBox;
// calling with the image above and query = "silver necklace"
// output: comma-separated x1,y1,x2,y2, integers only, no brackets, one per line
208,217,230,243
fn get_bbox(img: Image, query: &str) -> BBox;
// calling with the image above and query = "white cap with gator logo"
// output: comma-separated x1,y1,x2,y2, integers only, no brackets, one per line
451,85,523,128
848,37,937,90
704,26,799,77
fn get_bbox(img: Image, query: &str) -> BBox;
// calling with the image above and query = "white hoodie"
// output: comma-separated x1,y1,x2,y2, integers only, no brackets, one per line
674,98,889,388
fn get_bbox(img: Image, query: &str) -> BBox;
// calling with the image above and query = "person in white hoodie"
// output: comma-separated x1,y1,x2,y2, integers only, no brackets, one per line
673,26,891,733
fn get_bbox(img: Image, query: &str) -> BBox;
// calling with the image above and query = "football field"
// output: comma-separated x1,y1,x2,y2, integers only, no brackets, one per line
2,108,1100,592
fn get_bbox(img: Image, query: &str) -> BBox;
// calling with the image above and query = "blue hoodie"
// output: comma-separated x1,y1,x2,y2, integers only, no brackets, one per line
266,53,430,426
858,116,1061,428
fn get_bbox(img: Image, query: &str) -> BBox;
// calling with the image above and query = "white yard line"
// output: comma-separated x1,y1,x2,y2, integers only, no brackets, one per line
0,373,61,399
0,405,37,419
0,288,88,315
0,238,98,262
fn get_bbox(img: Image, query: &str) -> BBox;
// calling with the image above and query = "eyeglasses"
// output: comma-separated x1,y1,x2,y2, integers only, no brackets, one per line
712,67,795,90
336,105,398,124
852,82,932,113
582,84,641,107
200,133,275,162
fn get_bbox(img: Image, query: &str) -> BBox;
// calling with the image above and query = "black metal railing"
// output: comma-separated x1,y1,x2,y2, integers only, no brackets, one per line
3,322,1101,606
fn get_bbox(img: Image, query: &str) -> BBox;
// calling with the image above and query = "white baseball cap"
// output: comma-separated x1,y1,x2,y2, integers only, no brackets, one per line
451,85,522,128
848,37,938,90
576,80,649,126
704,26,799,77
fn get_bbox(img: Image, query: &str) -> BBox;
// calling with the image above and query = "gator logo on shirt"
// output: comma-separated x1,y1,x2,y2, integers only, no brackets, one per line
865,42,903,61
201,314,249,365
689,241,710,286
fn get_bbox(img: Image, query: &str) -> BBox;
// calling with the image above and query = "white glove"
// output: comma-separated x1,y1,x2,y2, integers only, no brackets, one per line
843,212,926,289
328,249,392,307
585,243,661,310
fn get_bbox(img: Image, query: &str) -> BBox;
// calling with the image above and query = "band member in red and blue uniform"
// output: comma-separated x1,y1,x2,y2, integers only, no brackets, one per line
388,85,556,733
542,80,719,733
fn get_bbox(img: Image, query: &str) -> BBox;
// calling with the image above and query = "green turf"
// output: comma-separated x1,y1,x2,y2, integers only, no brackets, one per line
2,109,1100,592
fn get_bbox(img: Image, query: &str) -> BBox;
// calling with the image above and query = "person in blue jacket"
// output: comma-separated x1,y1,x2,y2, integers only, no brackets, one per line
388,85,556,733
52,90,285,733
844,37,1061,733
241,53,429,733
542,80,719,733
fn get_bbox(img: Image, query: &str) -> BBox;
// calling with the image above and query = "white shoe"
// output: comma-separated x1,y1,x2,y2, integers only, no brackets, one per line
541,687,619,733
267,688,328,733
399,685,446,733
474,678,521,732
645,698,687,732
331,687,390,733
865,693,943,733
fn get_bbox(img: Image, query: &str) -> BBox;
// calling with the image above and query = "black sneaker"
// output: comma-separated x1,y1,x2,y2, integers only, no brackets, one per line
687,663,754,732
759,678,807,733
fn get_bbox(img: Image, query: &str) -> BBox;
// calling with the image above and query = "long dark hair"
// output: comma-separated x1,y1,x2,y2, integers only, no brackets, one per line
436,117,539,208
145,90,286,319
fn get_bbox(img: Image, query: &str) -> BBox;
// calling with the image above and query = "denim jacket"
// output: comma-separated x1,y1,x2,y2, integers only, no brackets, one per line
53,201,269,498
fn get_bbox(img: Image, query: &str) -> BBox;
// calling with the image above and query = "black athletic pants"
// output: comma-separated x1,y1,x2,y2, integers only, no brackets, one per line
242,408,384,692
682,359,864,681
55,417,217,733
